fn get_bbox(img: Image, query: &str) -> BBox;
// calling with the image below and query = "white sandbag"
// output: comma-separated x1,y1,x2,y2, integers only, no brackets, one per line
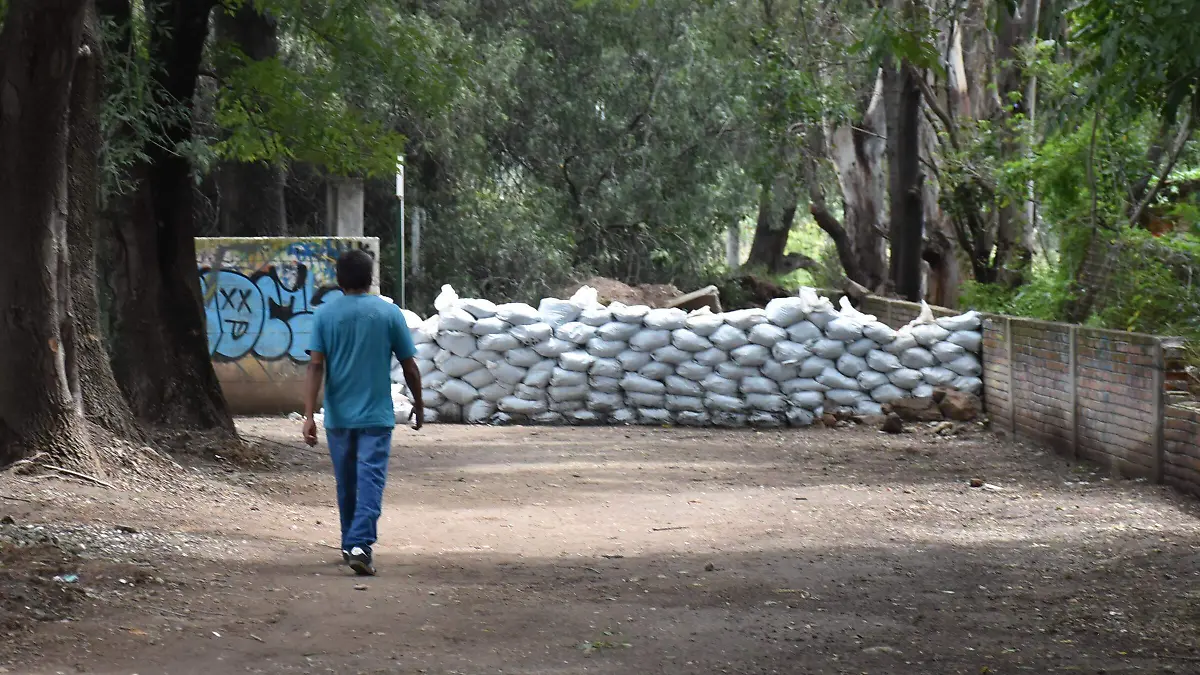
712,412,749,428
531,412,566,425
672,329,713,352
506,347,545,368
549,399,586,413
807,308,839,330
538,298,582,327
910,323,951,347
495,302,541,326
781,378,829,395
617,350,653,371
761,360,799,383
638,408,674,426
438,379,478,405
394,398,413,425
747,394,787,412
557,322,598,345
587,391,624,412
511,322,553,345
423,371,449,391
515,383,547,401
936,310,982,332
912,384,935,398
798,356,835,378
433,284,460,312
953,376,984,395
837,353,869,378
459,298,497,319
412,318,436,345
416,358,436,376
465,400,497,424
931,341,966,363
436,331,477,357
533,338,574,358
825,389,866,406
579,307,612,327
463,368,495,390
627,392,667,409
652,345,692,365
566,410,602,425
847,338,878,357
559,351,596,372
837,296,877,323
629,330,671,352
415,342,441,360
705,394,747,413
621,374,666,396
470,349,504,365
436,354,483,378
694,348,729,367
810,339,846,360
675,361,713,382
825,317,864,342
741,376,780,395
523,359,554,386
439,306,476,333
857,371,891,391
676,411,711,426
899,347,936,370
883,332,918,355
402,309,423,330
637,361,674,381
947,354,982,377
723,308,768,331
866,350,902,373
732,344,771,367
686,310,725,336
611,303,651,324
549,384,589,402
787,321,823,344
589,375,622,393
716,362,759,380
765,297,809,327
598,321,640,342
863,321,897,344
643,308,687,331
422,408,440,424
569,285,601,309
666,376,704,398
478,332,521,352
586,338,627,358
789,391,824,410
488,360,527,385
701,373,739,396
889,368,923,390
786,408,816,428
610,408,637,425
871,384,907,404
818,368,859,391
947,330,983,353
590,358,624,379
478,381,515,403
749,323,788,348
551,367,588,387
772,341,811,365
856,401,885,417
422,389,446,408
710,324,750,351
437,402,462,423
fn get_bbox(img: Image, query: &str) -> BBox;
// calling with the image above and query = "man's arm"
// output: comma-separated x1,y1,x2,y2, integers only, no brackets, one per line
400,357,424,430
303,352,325,446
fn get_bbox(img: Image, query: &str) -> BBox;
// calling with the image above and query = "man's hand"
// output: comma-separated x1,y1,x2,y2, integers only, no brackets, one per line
409,405,425,431
303,416,319,446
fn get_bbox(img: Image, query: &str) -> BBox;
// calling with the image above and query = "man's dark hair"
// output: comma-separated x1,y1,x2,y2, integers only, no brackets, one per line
336,249,374,291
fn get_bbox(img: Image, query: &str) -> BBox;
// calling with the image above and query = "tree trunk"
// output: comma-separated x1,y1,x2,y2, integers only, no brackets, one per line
213,0,287,236
0,0,93,466
108,0,235,433
745,176,800,275
68,2,147,442
885,61,925,301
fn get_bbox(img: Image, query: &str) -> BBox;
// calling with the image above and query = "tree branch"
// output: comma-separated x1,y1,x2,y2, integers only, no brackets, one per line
1129,106,1194,228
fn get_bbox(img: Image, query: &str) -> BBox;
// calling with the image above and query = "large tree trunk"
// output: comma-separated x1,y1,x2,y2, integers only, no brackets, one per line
745,175,804,275
885,61,925,301
213,0,287,236
0,0,93,466
67,2,146,443
108,0,235,433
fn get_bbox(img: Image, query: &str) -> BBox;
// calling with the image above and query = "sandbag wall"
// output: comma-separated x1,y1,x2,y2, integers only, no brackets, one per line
388,287,984,427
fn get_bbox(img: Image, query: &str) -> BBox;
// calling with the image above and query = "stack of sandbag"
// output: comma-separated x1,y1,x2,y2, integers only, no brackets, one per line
389,285,984,428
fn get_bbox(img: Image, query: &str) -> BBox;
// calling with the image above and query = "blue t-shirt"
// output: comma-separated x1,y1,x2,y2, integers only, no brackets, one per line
308,294,416,429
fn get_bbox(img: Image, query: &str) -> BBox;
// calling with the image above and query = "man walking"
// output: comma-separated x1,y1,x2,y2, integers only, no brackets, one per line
303,249,423,576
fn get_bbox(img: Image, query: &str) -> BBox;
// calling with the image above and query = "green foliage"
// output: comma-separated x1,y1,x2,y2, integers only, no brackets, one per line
961,269,1072,321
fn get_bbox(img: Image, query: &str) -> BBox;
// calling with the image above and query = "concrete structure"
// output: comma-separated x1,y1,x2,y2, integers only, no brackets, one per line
197,237,380,414
326,178,365,237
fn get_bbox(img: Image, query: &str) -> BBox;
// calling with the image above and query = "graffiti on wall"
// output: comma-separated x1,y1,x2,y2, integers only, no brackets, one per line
196,238,378,365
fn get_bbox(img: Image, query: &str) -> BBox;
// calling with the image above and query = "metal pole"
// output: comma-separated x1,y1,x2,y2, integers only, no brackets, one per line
396,159,405,308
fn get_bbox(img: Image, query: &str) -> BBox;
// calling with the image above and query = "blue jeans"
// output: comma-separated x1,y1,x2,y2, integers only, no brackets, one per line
325,427,392,551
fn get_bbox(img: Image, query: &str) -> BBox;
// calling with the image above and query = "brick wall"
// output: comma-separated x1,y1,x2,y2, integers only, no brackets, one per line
1164,405,1200,497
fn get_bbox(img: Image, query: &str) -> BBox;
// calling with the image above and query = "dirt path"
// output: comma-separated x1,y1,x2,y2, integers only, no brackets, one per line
3,420,1200,674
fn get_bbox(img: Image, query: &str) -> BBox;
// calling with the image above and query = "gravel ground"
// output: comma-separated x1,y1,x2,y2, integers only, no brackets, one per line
2,418,1200,674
